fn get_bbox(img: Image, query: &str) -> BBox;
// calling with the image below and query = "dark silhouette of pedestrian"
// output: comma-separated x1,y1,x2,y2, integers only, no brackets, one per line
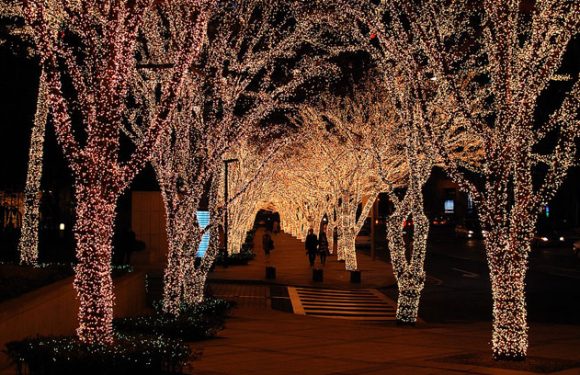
262,231,274,256
318,227,329,266
305,228,318,267
114,228,145,265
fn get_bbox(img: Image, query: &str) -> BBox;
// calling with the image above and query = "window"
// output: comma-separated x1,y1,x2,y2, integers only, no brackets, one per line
444,199,455,214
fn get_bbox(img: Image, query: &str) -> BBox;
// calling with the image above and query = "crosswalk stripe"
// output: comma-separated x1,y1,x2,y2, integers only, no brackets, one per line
288,287,398,321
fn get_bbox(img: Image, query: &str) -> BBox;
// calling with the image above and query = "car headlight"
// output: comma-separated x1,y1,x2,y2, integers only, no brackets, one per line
559,236,565,241
541,237,549,242
468,230,474,235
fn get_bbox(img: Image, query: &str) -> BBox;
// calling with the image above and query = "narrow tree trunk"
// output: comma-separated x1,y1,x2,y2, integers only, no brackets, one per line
387,200,429,325
326,224,335,254
182,233,203,306
342,233,357,270
73,185,116,344
395,270,425,324
335,227,345,261
19,70,48,265
185,216,221,306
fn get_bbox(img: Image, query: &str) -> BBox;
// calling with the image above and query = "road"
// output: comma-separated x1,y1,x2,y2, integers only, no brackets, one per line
364,227,580,325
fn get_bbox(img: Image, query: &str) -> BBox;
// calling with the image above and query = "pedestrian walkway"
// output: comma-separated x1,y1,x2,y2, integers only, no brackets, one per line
209,228,397,289
209,283,271,310
288,287,397,321
197,227,580,374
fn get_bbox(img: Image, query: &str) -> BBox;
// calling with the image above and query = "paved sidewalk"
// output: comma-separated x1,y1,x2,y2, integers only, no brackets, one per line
197,229,580,374
190,302,580,375
208,228,397,289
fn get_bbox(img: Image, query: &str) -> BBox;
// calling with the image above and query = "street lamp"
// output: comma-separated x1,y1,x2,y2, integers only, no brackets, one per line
223,158,239,257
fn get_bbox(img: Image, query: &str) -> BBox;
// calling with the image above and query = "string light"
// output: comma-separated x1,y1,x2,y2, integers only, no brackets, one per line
22,0,210,344
18,69,48,265
7,0,576,360
124,0,341,315
325,0,578,358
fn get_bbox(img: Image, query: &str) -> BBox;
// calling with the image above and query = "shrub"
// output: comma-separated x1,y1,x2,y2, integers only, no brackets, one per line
214,229,256,266
5,334,195,375
114,298,235,342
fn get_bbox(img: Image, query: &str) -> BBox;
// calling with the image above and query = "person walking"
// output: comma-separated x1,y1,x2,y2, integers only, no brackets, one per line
318,226,329,266
305,228,318,267
263,231,273,256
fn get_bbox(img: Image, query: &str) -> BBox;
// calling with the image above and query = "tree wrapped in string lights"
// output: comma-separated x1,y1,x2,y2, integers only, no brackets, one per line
126,0,340,314
0,2,63,265
280,107,386,271
336,0,578,358
17,69,48,265
220,141,281,255
394,1,579,358
22,0,210,344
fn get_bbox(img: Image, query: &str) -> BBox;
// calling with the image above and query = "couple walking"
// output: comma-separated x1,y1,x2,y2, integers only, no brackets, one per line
305,227,329,267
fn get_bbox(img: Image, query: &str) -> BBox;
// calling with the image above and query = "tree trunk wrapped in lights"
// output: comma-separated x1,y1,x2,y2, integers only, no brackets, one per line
354,0,579,359
417,3,576,359
219,142,281,255
23,0,210,344
18,69,48,265
385,161,431,324
128,0,339,314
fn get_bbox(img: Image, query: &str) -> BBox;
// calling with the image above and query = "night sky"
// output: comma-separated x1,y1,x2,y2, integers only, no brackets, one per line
0,48,39,189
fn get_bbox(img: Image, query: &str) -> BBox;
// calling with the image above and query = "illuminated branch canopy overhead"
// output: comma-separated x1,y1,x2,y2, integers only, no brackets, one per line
4,0,577,361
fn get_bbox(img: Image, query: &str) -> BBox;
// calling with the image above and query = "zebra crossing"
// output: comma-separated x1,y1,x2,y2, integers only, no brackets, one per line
287,287,397,321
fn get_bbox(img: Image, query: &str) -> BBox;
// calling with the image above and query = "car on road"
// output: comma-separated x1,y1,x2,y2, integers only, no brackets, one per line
431,215,451,227
532,227,580,248
455,222,484,239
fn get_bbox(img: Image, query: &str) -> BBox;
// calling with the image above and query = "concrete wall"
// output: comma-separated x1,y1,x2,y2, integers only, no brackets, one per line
131,191,168,267
0,271,147,368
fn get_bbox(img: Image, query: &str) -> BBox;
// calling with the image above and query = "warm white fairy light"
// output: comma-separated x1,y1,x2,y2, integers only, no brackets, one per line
18,69,48,265
266,104,391,272
326,0,578,358
309,86,434,323
124,0,341,315
220,141,281,255
22,0,210,344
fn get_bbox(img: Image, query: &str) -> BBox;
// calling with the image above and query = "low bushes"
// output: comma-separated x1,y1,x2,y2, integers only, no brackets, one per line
5,334,195,375
215,229,256,266
114,298,235,342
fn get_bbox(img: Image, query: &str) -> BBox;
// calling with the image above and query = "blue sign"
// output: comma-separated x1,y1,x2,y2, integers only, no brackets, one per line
197,211,210,257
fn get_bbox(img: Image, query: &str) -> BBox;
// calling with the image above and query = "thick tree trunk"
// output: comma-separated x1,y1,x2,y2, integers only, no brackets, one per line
73,185,116,344
486,237,529,360
162,239,186,316
186,274,206,305
387,198,429,324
